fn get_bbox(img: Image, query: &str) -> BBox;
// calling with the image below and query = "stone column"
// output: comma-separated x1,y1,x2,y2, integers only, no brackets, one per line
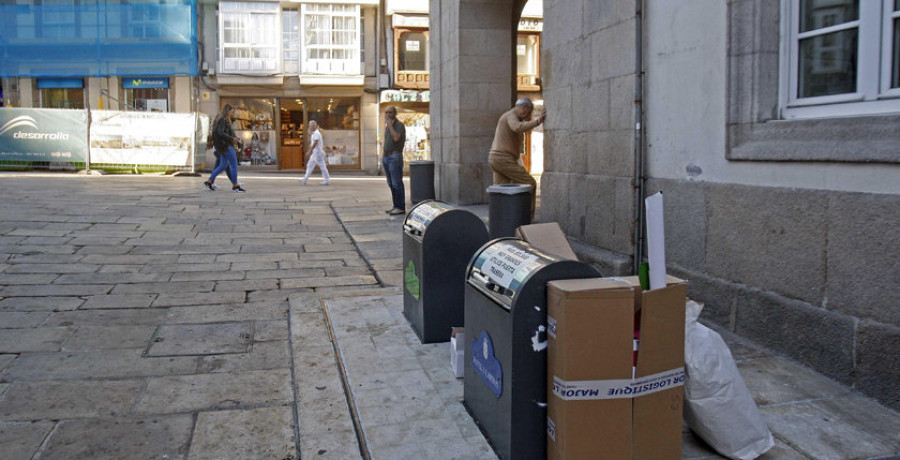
430,0,519,205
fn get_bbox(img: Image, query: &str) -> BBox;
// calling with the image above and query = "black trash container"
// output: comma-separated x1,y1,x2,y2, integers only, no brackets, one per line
487,184,531,238
463,238,601,460
409,160,436,204
403,200,489,343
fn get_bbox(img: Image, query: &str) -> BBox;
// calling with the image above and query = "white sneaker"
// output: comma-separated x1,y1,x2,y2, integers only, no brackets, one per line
320,181,330,186
299,178,308,184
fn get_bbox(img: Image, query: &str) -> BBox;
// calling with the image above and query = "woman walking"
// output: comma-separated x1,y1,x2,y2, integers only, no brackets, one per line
204,104,246,193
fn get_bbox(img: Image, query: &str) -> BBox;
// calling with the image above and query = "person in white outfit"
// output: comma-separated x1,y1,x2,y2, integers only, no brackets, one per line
300,120,330,185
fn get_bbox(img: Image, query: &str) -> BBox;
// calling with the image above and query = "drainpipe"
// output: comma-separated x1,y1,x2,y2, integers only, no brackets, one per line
632,0,645,275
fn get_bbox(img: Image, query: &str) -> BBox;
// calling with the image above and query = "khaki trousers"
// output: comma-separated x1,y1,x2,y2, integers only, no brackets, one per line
489,152,537,218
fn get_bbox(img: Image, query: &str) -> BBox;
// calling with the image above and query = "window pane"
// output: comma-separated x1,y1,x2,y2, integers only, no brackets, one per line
894,18,900,88
517,35,538,75
895,0,899,11
798,29,858,97
399,32,427,71
800,0,858,33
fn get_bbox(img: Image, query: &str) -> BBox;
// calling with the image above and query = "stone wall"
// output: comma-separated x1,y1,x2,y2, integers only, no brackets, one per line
644,178,900,409
540,0,637,257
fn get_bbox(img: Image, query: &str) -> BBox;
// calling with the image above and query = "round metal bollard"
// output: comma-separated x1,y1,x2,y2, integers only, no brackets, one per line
487,184,532,238
409,160,436,204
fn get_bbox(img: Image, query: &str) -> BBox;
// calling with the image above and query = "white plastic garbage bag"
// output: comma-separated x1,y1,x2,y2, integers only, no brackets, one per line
684,300,774,460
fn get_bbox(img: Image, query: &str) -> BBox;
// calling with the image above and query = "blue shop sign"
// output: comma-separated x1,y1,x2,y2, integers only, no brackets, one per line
123,78,169,89
472,331,503,397
37,77,84,89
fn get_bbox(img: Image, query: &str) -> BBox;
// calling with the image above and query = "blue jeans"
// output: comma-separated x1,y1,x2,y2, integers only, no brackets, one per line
210,146,238,185
383,152,405,211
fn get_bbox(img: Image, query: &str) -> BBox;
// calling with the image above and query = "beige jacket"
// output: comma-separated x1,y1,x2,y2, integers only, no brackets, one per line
489,108,541,159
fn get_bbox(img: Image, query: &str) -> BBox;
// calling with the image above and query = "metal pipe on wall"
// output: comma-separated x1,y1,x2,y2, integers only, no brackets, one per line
632,0,646,275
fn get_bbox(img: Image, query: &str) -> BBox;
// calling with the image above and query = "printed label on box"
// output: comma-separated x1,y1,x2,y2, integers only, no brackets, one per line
552,367,685,400
547,416,556,441
547,315,557,339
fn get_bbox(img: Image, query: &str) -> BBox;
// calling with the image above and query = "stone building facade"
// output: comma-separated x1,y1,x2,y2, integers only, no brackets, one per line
429,0,900,410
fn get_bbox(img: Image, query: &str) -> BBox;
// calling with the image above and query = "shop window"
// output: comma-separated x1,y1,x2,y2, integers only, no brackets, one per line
517,33,540,91
283,8,300,75
220,98,277,166
301,4,360,75
781,0,900,119
123,77,169,112
219,1,280,74
306,97,360,167
36,77,84,109
394,28,429,89
39,88,83,109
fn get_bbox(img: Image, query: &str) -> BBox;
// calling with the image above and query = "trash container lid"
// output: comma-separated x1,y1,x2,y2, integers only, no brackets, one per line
486,184,532,195
410,160,434,165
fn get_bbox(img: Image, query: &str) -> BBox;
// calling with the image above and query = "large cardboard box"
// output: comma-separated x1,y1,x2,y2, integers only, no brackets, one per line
547,276,687,460
514,223,578,261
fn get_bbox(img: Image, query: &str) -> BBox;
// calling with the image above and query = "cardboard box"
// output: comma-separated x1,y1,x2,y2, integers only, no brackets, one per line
450,327,465,378
514,223,578,261
546,276,687,460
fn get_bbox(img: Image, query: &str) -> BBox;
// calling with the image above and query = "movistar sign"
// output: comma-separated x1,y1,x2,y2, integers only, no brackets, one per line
123,78,169,89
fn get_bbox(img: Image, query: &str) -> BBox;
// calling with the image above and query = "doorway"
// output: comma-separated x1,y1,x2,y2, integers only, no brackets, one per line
279,99,305,169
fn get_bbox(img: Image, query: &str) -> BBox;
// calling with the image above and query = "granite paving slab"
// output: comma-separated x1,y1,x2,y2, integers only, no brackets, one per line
39,415,193,460
146,322,253,356
0,379,144,421
189,406,296,460
0,421,55,459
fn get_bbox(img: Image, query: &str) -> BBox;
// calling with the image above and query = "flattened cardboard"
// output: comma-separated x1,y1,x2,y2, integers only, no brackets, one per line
514,223,578,261
546,276,687,460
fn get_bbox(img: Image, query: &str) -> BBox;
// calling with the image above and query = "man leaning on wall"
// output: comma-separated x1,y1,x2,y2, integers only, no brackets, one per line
488,97,545,218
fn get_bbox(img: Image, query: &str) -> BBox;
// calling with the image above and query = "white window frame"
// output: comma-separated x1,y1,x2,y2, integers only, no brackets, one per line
780,0,900,119
218,1,281,75
300,3,361,76
880,1,900,97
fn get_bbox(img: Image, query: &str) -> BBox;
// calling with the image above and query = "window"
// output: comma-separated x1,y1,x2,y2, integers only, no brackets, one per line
307,97,360,167
41,0,78,40
782,0,900,118
219,1,280,74
283,8,299,75
300,4,360,75
398,30,428,72
517,33,540,90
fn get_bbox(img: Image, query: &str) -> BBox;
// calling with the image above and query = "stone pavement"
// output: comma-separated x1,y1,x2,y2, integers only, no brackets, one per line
0,171,898,460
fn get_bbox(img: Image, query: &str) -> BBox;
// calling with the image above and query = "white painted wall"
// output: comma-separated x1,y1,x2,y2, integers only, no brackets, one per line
645,0,899,195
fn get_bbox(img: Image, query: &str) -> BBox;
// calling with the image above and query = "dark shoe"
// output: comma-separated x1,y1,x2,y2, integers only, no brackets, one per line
388,208,406,216
203,181,217,191
232,185,246,193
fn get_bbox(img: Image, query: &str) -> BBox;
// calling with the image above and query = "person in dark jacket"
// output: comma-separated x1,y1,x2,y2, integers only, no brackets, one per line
204,104,246,192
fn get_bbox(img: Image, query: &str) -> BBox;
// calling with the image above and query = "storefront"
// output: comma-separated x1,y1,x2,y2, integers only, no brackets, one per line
122,77,170,112
35,78,85,109
214,96,362,170
219,97,278,166
379,89,430,166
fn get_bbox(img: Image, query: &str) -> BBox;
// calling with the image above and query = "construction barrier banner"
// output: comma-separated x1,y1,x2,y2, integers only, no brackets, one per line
0,108,88,163
90,110,195,166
